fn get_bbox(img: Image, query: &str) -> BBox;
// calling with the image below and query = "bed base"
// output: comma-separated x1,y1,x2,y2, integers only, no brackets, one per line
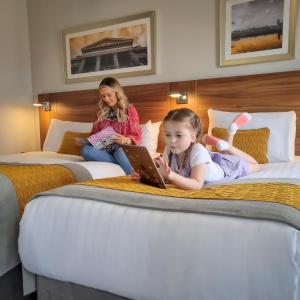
37,276,130,300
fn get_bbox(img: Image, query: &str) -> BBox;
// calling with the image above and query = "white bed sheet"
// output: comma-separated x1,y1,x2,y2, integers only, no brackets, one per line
19,160,300,300
0,151,125,179
243,156,300,179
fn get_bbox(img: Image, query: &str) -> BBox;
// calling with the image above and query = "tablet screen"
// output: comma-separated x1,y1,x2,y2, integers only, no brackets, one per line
122,145,166,189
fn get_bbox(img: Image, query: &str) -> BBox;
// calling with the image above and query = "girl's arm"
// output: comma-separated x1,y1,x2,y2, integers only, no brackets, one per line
154,156,208,190
168,164,208,190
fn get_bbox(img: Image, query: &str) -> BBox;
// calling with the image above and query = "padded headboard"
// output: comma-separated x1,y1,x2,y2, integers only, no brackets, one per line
38,70,300,155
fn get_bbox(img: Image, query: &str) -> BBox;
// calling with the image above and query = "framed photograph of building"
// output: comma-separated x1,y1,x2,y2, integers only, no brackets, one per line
220,0,298,66
63,11,156,83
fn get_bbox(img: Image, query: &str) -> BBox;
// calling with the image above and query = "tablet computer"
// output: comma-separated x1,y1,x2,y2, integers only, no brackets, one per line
122,145,167,189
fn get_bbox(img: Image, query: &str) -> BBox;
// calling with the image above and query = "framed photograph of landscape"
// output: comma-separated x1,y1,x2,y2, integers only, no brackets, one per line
63,11,156,83
220,0,298,66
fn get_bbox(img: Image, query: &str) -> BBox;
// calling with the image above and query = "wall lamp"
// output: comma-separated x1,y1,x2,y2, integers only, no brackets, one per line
33,101,51,111
169,91,188,104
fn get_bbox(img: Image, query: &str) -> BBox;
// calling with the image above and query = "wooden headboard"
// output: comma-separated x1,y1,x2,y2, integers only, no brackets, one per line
38,70,300,155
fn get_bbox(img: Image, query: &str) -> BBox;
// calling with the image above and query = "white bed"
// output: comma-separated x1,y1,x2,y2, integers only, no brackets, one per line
16,110,300,299
0,151,125,179
0,118,161,278
18,158,300,300
0,151,125,279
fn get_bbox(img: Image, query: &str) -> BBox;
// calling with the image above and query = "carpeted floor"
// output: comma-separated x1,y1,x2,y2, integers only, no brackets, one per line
0,265,37,300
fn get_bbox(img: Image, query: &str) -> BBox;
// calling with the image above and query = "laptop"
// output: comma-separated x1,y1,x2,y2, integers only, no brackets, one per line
122,145,167,189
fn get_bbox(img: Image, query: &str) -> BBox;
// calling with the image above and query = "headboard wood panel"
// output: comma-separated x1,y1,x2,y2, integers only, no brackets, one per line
195,71,300,155
38,70,300,155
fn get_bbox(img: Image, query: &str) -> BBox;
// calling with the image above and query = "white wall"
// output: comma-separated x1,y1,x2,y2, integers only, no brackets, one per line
0,0,37,154
27,0,300,95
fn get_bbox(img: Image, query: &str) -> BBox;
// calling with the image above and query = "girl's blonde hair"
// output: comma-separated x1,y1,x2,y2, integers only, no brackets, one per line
97,77,129,122
163,108,202,173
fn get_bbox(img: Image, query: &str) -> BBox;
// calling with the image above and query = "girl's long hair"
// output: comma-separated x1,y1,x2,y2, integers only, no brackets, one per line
164,108,202,173
97,77,129,122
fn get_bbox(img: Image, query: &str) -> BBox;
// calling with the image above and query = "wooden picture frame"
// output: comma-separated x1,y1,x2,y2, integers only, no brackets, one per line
220,0,298,66
63,11,156,83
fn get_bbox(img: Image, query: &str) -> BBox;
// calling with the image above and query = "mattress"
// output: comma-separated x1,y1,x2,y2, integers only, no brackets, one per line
18,159,300,300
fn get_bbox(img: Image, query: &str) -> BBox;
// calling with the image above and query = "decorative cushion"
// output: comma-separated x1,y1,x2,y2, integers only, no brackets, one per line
212,127,270,164
58,131,89,156
208,109,296,162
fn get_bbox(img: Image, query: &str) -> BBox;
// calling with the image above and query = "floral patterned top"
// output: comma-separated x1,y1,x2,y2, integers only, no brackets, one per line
90,104,141,145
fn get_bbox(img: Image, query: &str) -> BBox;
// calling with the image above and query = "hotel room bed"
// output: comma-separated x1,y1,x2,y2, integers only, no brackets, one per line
0,150,125,278
18,158,300,300
0,115,161,278
10,70,300,298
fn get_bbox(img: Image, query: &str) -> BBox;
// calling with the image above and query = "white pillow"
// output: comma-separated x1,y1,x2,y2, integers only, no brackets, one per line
43,119,92,152
43,118,161,156
140,120,161,157
208,109,296,162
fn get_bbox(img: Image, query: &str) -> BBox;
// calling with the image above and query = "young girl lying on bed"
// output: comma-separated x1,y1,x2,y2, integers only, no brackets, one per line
134,108,260,190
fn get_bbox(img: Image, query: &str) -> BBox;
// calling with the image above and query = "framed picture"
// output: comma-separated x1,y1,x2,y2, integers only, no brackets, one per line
63,11,156,83
220,0,298,66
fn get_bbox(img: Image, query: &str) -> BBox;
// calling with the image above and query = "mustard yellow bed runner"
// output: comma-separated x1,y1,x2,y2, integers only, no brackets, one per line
0,164,76,214
78,176,300,212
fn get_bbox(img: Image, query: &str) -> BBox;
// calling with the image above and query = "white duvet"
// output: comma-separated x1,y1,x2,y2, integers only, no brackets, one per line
19,159,300,300
243,156,300,179
0,151,125,179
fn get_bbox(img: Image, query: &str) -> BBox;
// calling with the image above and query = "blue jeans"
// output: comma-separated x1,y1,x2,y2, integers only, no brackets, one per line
81,144,131,175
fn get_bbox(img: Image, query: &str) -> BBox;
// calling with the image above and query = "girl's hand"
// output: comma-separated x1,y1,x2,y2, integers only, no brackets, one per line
111,133,130,145
154,156,171,180
131,169,141,181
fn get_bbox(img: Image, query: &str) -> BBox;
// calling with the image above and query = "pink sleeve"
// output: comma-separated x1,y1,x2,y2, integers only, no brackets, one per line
91,124,97,135
90,114,110,135
125,105,141,145
91,115,101,135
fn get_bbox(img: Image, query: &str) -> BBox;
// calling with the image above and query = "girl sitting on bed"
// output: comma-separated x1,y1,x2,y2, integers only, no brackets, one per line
134,108,260,190
78,77,141,175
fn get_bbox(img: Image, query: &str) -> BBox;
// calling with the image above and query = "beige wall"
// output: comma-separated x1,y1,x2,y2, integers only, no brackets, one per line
27,0,300,95
0,0,38,154
0,0,299,153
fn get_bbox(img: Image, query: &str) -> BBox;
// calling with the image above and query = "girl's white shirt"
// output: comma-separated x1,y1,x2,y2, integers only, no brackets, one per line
163,143,224,183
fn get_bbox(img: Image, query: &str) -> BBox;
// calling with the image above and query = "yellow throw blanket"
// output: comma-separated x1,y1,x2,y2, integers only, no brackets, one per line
0,164,76,214
79,176,300,211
